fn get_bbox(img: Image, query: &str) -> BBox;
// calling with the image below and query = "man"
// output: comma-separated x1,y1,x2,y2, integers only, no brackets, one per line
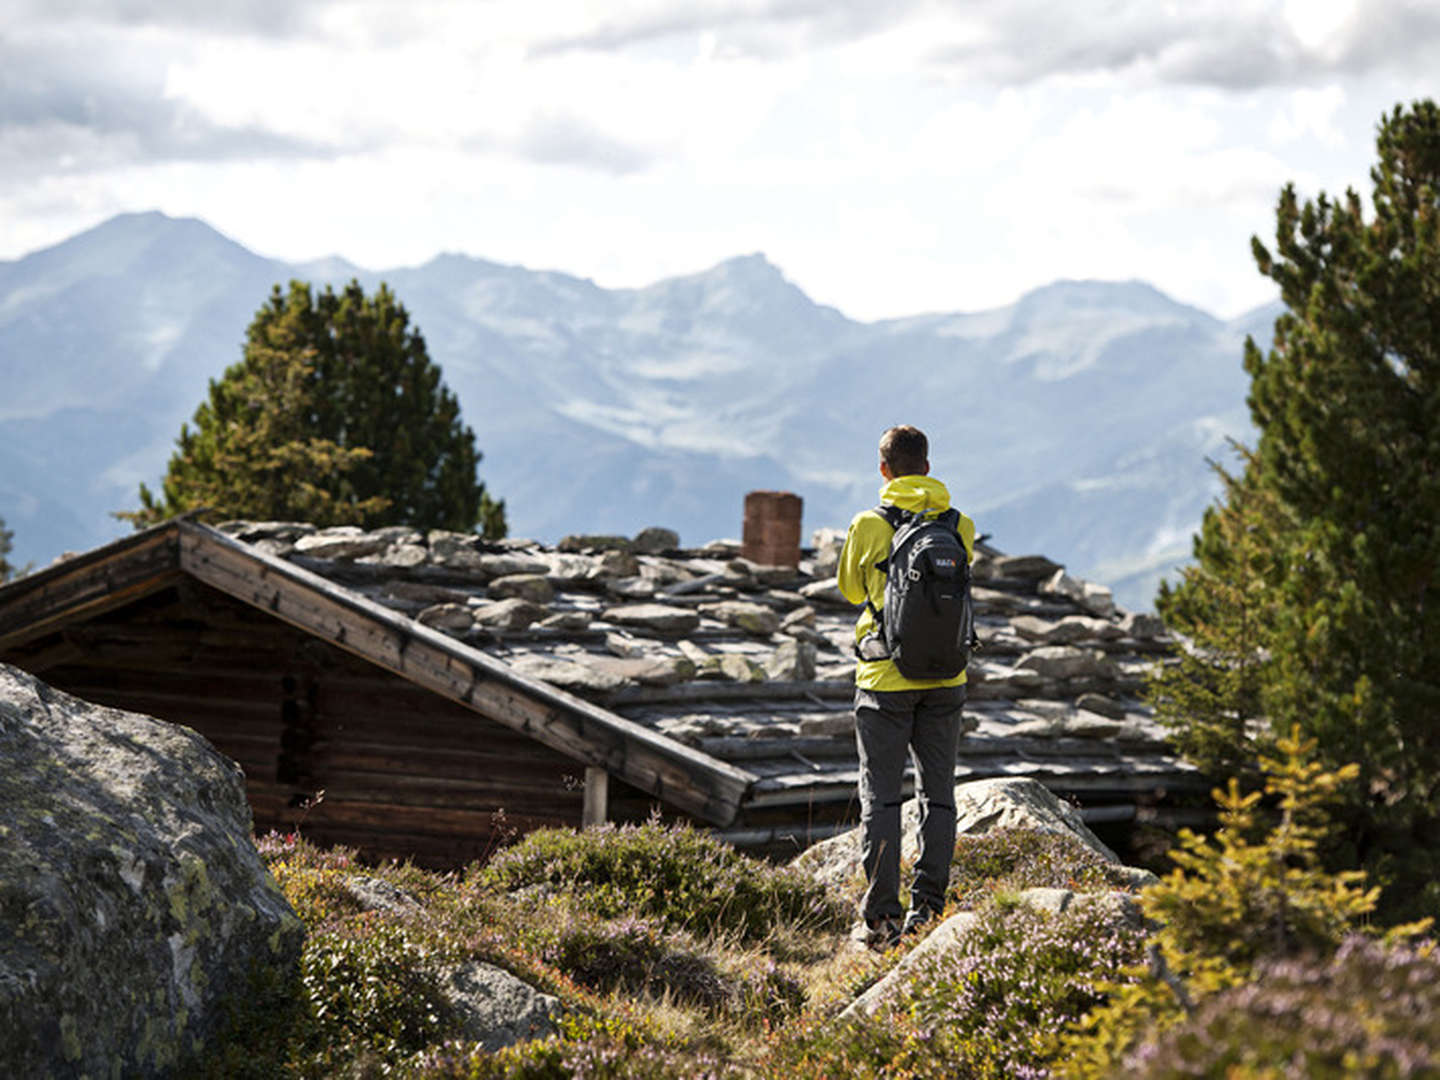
837,424,976,948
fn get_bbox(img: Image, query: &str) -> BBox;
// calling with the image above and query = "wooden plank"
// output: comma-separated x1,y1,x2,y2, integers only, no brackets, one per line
247,792,578,836
177,522,755,825
611,679,855,706
742,765,1210,809
317,742,580,780
715,821,855,848
583,767,609,827
4,636,87,674
312,764,583,798
0,524,182,651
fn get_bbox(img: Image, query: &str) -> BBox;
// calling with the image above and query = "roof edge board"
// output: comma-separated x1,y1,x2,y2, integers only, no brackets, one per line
0,523,183,652
176,521,755,826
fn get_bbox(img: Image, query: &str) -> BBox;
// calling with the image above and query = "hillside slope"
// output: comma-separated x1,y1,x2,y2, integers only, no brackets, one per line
0,213,1277,607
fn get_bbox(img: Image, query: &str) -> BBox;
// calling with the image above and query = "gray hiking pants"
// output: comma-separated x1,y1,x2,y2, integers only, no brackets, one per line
854,683,966,922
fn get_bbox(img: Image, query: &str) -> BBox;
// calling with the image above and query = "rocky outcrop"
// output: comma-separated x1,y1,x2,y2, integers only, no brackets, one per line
0,664,304,1079
841,886,1145,1018
792,777,1119,894
441,961,563,1052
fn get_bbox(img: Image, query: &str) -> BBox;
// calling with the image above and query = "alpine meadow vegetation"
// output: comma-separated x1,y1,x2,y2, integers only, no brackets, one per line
1152,99,1440,923
121,280,506,538
196,739,1437,1080
1056,728,1434,1078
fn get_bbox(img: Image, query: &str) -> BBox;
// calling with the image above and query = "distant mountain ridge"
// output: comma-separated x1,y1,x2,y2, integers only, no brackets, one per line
0,212,1280,609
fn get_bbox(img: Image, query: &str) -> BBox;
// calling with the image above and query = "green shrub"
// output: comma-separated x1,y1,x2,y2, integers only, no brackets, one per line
518,905,729,1009
759,1011,940,1080
257,830,359,871
476,821,848,943
762,900,1146,1079
1125,935,1440,1078
269,863,368,930
733,958,807,1027
296,922,453,1072
905,900,1146,1078
948,828,1136,910
1056,729,1426,1078
409,1012,741,1079
182,957,305,1080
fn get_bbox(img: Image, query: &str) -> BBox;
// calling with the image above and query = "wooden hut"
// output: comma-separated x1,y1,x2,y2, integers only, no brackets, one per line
0,518,1207,866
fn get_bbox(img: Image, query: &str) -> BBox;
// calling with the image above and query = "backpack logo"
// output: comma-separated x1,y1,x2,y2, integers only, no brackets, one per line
857,505,979,679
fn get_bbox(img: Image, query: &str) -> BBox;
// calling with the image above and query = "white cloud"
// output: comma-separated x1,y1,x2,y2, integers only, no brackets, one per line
1269,85,1347,146
3,0,1431,326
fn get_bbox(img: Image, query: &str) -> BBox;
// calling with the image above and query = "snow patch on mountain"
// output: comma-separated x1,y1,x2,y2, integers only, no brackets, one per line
1,213,1278,610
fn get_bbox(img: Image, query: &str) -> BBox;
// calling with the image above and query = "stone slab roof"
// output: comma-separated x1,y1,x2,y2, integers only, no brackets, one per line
213,519,1205,843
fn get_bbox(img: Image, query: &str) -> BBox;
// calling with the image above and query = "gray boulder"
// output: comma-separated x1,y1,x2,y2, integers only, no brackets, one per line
364,542,429,568
217,520,317,544
344,876,423,916
587,655,696,688
1119,610,1166,639
472,598,549,631
700,600,782,636
510,656,633,694
417,602,477,634
488,573,556,605
1016,645,1119,681
602,603,702,634
764,640,817,681
842,887,1143,1018
478,553,552,578
633,527,681,554
442,961,563,1052
792,777,1118,894
558,534,633,554
798,579,850,607
0,665,304,1078
293,526,389,561
993,554,1063,580
718,654,766,682
842,911,981,1017
537,611,593,631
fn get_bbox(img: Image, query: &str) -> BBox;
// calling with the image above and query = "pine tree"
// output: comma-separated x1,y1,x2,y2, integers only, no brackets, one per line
0,516,14,583
1058,729,1422,1079
1154,100,1440,920
123,280,506,536
1151,455,1278,781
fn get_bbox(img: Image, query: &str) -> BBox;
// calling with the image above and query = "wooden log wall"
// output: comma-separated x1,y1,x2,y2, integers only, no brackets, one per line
7,582,587,868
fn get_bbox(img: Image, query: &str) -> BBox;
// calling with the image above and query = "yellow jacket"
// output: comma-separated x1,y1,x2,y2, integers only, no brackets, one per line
836,475,976,691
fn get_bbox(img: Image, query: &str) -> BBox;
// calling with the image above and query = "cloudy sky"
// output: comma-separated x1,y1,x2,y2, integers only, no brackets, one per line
3,0,1437,320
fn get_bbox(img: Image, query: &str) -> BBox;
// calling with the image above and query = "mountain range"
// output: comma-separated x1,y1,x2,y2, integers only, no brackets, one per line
0,212,1278,610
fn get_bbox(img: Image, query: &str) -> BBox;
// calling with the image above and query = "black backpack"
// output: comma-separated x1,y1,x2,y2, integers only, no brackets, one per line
857,505,979,679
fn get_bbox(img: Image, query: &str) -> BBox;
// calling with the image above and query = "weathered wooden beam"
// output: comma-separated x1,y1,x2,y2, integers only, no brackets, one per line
582,767,609,827
611,679,854,706
742,766,1211,809
3,636,87,674
0,524,182,652
177,522,754,826
714,821,855,848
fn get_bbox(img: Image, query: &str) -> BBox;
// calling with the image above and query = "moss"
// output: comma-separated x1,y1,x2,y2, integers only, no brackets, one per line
59,1014,81,1062
168,855,217,927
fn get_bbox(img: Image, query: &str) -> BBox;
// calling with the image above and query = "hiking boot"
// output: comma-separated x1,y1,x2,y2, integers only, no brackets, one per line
901,906,940,937
850,916,902,950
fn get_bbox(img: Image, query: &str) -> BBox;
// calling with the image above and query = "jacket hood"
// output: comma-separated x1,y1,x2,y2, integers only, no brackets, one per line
878,474,951,513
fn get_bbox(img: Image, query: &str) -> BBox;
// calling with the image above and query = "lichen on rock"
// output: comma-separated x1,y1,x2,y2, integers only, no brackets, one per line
0,664,304,1079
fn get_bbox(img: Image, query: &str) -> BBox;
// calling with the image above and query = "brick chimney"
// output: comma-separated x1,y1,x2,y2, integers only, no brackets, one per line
741,490,803,567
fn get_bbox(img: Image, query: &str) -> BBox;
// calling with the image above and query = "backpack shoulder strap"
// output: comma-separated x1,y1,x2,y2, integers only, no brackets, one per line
874,503,907,531
861,504,907,627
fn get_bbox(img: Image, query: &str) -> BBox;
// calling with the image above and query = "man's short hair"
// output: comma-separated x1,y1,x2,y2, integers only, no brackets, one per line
879,425,928,477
